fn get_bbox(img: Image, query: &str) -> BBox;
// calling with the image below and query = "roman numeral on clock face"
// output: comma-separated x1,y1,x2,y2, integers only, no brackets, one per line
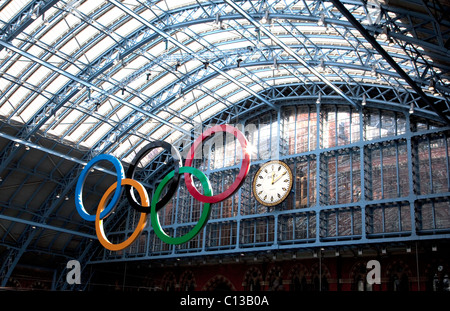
253,161,293,206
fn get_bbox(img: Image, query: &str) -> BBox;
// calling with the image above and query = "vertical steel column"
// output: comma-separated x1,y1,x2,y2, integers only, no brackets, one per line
426,136,434,192
350,149,354,204
335,153,339,204
235,119,245,252
273,109,281,246
395,141,401,197
359,108,367,240
406,112,418,237
380,146,384,199
315,102,322,243
445,132,450,192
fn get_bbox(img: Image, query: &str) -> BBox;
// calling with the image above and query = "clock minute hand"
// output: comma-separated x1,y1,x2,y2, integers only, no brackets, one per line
272,171,287,184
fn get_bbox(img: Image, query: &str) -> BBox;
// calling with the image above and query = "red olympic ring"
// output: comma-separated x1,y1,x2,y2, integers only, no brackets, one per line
184,124,251,204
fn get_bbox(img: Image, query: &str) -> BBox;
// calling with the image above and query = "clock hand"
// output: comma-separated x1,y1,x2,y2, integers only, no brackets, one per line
272,171,287,184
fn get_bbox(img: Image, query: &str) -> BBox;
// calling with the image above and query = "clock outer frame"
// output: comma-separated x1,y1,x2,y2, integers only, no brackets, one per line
252,160,293,207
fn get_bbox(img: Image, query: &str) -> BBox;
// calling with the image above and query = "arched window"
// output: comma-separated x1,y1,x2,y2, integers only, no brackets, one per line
289,264,309,291
243,267,262,291
180,270,196,291
311,263,330,291
387,261,411,291
161,272,177,291
350,262,374,291
266,266,284,291
203,275,235,291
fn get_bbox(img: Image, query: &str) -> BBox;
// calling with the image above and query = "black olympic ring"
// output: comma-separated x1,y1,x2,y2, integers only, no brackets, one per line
125,140,181,213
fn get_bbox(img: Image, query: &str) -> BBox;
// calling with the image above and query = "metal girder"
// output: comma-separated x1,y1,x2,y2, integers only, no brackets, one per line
1,0,445,154
329,0,450,126
0,0,59,45
378,2,450,101
0,4,250,167
111,0,278,112
0,122,148,285
106,48,438,160
0,131,84,166
0,131,118,176
118,78,443,168
222,0,360,110
0,153,86,286
0,228,37,285
0,29,171,182
0,3,194,180
382,0,450,54
0,128,121,286
55,186,142,289
0,41,192,136
0,214,96,240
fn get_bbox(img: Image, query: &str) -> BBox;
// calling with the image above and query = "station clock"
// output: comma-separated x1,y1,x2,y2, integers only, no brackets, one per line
252,160,293,206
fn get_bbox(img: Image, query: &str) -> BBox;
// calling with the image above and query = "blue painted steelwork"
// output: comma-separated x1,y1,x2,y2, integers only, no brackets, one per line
87,103,450,265
0,0,59,46
1,1,448,144
1,0,450,289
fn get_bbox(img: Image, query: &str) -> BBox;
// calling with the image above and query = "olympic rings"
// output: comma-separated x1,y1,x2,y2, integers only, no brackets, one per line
184,124,251,204
74,124,251,251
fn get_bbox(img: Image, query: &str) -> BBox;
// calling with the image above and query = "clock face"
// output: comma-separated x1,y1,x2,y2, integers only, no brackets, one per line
252,160,293,206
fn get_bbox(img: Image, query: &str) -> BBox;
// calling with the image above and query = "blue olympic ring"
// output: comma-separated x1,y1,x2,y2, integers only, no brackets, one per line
75,154,125,222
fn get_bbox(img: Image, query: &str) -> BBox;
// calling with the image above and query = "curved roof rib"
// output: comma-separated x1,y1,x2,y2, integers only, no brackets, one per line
0,0,449,285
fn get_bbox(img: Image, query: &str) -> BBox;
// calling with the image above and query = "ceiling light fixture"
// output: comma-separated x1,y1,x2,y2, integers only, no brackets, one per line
316,93,322,104
318,14,325,27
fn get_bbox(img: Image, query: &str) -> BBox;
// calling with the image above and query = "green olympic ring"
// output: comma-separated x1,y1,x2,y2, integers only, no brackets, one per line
151,166,212,245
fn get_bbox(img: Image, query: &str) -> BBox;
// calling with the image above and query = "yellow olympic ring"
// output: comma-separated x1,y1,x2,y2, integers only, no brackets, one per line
95,178,148,251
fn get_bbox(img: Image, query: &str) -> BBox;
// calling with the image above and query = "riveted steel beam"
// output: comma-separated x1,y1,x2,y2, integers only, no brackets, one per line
110,0,278,111
0,41,192,136
329,0,450,126
222,0,361,110
0,214,96,240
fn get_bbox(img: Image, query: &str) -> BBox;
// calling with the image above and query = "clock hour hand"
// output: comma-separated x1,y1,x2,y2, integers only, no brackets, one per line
272,171,287,184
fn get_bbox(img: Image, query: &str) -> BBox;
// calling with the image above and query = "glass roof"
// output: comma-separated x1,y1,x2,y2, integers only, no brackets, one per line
0,0,449,163
0,0,449,269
